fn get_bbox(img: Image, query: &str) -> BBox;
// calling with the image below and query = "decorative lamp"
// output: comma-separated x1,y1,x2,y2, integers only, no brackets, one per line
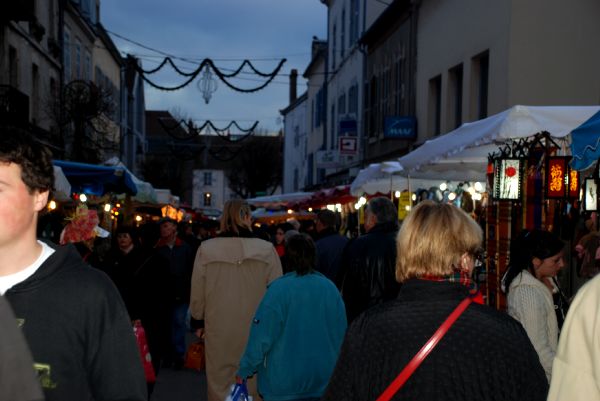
546,156,568,199
584,178,598,211
492,158,523,200
568,168,580,199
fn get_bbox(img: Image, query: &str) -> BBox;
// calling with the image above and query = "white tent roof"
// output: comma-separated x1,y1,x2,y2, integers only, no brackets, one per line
246,191,314,208
351,105,600,195
103,157,158,204
53,165,72,202
398,105,600,174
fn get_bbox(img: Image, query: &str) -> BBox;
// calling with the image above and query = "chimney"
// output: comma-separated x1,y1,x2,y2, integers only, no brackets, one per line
289,69,298,104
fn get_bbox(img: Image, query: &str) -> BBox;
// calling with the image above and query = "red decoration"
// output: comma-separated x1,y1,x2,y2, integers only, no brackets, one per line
505,166,517,178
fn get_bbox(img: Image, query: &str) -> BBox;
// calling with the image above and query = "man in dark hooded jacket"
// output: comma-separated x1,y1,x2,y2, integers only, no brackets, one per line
0,128,146,401
337,197,400,323
315,209,348,281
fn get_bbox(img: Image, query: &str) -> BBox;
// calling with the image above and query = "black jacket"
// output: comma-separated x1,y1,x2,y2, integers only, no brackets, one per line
315,228,348,281
0,295,44,401
5,242,147,401
337,221,400,322
322,279,549,401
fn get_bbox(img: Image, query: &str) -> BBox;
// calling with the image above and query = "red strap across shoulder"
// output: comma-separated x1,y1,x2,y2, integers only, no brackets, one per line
376,297,473,401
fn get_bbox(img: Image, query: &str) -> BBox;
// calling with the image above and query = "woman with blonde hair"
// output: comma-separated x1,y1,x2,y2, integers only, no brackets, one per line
190,199,282,401
322,201,548,401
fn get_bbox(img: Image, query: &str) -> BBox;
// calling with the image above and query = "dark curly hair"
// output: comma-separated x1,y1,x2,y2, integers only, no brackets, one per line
0,127,54,193
284,233,316,276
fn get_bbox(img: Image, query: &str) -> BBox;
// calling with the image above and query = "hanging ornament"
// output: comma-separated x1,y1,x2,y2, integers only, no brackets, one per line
197,65,218,104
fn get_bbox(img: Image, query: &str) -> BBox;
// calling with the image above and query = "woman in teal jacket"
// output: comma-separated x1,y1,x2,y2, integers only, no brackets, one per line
237,233,347,401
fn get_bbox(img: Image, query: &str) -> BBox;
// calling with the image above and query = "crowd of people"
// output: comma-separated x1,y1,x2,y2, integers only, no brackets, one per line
2,128,600,401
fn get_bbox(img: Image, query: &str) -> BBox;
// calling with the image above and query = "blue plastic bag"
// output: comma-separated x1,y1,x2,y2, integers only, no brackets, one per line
224,381,252,401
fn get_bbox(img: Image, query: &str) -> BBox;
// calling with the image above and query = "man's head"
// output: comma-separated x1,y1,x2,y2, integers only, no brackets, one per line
0,129,54,254
316,209,336,233
159,217,178,241
0,128,54,194
364,197,397,232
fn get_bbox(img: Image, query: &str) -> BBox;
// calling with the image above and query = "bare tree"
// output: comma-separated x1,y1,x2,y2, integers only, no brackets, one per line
225,134,283,198
45,80,119,163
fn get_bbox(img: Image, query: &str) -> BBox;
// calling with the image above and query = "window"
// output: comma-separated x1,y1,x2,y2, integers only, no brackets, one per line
332,24,337,70
471,51,489,119
31,64,39,123
338,93,346,116
75,39,81,79
341,9,346,59
330,104,335,150
8,46,18,86
448,64,463,129
394,51,405,115
293,168,299,191
203,192,212,207
63,28,71,80
84,49,92,81
348,83,358,115
203,172,212,185
350,0,359,44
294,126,300,147
428,75,442,136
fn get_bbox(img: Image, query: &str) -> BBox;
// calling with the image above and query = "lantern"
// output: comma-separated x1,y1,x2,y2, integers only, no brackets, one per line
546,157,568,199
492,158,523,200
584,178,598,211
568,168,580,199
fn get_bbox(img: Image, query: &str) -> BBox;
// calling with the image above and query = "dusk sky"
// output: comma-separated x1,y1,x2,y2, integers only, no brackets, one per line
100,0,327,133
101,0,327,133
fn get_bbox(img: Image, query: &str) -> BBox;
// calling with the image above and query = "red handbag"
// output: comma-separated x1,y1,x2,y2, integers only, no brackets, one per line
376,297,472,401
133,320,156,383
184,340,206,371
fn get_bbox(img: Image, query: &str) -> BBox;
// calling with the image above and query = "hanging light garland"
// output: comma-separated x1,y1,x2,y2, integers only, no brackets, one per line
135,56,286,94
158,118,258,142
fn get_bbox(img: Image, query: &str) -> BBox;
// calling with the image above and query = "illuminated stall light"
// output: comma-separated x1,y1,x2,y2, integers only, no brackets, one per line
492,158,523,200
104,203,111,212
79,193,88,203
48,200,57,210
568,168,580,199
584,178,598,211
546,157,568,199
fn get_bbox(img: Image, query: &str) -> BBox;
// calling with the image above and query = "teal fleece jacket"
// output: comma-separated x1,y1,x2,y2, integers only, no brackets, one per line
237,271,347,401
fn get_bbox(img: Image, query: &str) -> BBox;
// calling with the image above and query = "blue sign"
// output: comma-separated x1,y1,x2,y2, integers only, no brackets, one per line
339,119,357,135
384,116,417,139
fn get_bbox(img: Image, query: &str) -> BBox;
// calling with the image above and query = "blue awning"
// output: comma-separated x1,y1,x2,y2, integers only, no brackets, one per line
571,110,600,171
53,160,138,196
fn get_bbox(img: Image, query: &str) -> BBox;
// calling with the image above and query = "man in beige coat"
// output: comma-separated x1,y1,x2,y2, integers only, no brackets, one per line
191,200,282,401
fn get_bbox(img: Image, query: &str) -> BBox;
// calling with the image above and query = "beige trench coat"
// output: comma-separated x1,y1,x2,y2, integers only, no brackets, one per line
190,236,282,401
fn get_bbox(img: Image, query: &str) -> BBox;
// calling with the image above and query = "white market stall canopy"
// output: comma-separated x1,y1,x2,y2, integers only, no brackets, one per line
103,157,158,204
246,191,314,208
53,165,72,202
399,105,600,175
352,105,600,195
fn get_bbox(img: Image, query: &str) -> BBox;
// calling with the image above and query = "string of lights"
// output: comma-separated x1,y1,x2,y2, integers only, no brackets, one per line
157,118,258,142
136,56,286,93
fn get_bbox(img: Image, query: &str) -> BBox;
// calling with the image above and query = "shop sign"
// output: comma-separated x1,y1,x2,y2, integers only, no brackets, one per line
384,116,416,139
339,136,358,155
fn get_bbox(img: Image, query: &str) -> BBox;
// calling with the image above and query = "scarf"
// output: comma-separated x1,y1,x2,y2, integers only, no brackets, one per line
419,270,484,304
